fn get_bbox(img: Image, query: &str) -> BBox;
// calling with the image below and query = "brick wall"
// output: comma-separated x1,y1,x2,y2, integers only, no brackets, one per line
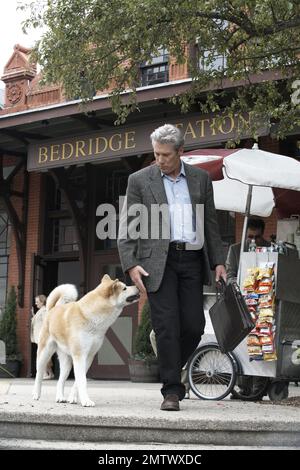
1,44,191,115
259,135,280,153
7,169,42,376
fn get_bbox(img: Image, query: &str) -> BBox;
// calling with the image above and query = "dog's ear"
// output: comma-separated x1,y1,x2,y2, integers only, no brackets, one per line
101,274,111,283
110,279,120,295
101,278,121,297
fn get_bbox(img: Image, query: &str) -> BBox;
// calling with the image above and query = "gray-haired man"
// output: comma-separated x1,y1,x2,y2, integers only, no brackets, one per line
118,124,226,411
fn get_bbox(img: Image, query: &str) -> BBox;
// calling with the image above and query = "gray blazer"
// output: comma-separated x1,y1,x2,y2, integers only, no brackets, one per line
117,162,225,292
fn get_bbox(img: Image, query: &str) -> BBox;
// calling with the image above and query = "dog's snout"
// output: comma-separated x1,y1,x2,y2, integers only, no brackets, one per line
126,292,140,303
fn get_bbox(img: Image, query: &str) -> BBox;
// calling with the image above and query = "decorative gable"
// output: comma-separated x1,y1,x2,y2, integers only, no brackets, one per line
2,44,36,79
1,44,37,109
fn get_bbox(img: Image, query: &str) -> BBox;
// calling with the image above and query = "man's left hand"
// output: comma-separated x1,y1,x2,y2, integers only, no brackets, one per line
215,265,227,283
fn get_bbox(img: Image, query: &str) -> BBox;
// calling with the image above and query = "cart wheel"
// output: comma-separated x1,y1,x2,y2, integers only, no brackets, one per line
187,344,237,400
267,381,289,401
231,376,270,401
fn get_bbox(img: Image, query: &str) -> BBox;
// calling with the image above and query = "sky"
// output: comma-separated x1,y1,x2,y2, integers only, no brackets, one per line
0,1,44,90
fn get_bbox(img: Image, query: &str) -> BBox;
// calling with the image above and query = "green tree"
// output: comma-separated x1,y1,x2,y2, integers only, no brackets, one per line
22,1,300,138
133,300,155,360
0,286,21,360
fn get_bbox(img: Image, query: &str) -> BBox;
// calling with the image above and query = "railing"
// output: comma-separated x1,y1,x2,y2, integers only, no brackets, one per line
140,63,169,87
199,50,227,72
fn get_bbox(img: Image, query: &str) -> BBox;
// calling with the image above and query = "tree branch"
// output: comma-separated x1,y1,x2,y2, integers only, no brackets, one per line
194,10,255,35
262,16,300,35
194,10,300,38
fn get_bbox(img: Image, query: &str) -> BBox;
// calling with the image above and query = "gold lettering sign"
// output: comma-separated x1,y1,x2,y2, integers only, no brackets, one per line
109,134,122,152
218,115,235,134
184,122,197,139
195,119,210,138
125,131,136,149
75,140,86,158
28,112,267,172
50,144,60,161
62,143,73,160
38,147,48,164
95,136,108,154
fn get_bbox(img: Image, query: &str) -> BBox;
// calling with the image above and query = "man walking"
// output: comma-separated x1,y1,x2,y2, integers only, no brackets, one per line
118,124,226,411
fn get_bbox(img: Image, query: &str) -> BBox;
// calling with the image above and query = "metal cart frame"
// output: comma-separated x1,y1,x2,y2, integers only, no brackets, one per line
187,252,300,401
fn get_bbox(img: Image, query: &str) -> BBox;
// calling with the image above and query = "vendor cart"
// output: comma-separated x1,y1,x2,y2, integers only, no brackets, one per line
187,251,300,401
183,145,300,401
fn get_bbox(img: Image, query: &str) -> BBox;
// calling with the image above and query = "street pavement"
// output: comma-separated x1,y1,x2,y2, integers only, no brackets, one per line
0,379,299,449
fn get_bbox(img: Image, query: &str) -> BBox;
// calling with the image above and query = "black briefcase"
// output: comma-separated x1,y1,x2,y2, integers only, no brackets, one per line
209,279,255,353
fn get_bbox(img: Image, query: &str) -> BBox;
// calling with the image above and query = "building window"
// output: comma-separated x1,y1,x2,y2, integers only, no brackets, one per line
52,217,79,253
198,49,227,72
197,19,228,73
95,165,130,251
103,264,124,282
140,48,169,86
45,168,87,254
0,207,10,314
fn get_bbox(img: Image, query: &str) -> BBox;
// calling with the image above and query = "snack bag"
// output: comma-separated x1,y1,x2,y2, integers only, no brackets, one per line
260,335,273,345
247,335,261,346
263,352,277,361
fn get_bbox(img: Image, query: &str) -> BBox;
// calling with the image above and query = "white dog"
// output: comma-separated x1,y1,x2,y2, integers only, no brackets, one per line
33,275,140,407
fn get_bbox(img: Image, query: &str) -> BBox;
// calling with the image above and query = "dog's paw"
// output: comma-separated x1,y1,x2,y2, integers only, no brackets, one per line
67,395,78,404
32,392,40,401
81,398,95,407
56,395,67,403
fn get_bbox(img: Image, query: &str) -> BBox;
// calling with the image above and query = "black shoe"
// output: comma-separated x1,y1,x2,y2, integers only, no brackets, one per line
160,394,180,411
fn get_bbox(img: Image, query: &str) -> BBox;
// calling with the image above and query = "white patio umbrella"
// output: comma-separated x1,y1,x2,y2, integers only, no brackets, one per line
212,173,275,217
182,144,300,262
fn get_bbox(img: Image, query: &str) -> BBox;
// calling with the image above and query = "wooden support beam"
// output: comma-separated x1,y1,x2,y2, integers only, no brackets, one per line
0,129,29,146
72,113,113,130
0,129,50,143
0,154,28,306
1,193,26,307
6,160,25,184
49,168,88,296
0,147,26,157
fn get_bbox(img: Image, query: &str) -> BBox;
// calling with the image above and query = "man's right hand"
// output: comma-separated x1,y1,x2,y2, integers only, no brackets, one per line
128,265,149,293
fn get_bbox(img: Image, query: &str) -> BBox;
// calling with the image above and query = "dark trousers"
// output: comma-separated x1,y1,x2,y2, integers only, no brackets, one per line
147,247,205,400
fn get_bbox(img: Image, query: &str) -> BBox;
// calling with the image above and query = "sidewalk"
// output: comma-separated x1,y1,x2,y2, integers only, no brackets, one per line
0,379,300,449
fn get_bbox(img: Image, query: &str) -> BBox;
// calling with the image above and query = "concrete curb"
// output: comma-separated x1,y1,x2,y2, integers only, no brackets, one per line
0,410,300,447
1,379,300,447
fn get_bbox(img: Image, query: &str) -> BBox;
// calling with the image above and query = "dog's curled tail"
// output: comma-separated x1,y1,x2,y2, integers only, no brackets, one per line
46,284,78,312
